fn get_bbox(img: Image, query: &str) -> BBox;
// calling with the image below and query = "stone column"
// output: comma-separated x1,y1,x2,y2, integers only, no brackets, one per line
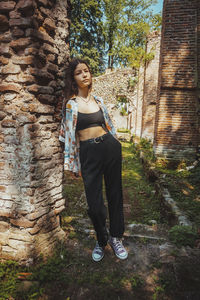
154,0,200,160
0,0,70,262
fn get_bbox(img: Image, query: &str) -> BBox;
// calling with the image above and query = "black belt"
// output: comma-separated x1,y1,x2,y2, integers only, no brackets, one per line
80,133,109,144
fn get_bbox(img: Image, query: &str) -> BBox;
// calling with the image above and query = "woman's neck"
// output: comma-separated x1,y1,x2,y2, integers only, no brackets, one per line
77,88,90,99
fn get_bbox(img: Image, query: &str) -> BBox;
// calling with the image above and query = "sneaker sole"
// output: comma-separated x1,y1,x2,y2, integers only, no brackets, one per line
92,252,104,262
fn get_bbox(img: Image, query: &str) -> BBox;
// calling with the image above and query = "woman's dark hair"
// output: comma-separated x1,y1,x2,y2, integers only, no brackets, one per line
64,57,92,100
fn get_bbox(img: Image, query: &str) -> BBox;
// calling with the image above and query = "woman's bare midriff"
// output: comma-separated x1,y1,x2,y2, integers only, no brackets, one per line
77,126,107,141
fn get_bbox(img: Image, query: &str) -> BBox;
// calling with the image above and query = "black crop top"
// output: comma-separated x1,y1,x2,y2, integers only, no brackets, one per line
76,109,106,131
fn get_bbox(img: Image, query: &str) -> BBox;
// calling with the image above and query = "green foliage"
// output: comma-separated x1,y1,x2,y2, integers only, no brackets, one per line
0,260,19,299
169,225,198,248
117,128,131,133
70,0,162,71
70,0,105,75
128,77,138,90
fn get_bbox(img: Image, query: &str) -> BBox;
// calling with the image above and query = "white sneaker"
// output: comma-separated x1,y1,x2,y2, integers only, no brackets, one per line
92,242,104,262
109,237,128,260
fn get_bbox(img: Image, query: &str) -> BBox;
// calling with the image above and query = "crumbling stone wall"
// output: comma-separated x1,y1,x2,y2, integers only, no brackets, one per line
0,0,70,262
92,69,137,133
154,0,200,159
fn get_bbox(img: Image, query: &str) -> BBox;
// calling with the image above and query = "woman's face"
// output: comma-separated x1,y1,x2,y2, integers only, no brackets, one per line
73,63,92,90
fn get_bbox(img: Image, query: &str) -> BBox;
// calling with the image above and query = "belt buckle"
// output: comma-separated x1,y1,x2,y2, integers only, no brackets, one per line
94,137,100,144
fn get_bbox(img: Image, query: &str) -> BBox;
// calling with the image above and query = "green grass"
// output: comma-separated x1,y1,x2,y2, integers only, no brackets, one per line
122,141,161,224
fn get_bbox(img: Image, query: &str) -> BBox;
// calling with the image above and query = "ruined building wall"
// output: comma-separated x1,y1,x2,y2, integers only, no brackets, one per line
0,0,70,262
137,31,161,140
154,0,200,159
92,69,137,133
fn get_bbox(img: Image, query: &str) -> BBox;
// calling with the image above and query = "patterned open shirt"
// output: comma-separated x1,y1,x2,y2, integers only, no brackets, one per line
59,95,117,174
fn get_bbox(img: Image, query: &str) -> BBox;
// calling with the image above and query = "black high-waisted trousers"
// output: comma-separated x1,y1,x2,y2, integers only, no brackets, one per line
80,132,124,247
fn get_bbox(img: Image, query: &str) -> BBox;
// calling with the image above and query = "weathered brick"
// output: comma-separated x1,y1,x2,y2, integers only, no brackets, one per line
42,43,58,54
6,74,35,84
0,1,16,12
16,0,35,12
47,62,59,74
12,27,24,37
0,14,9,31
43,18,56,32
38,0,48,6
27,84,54,94
0,44,11,56
9,17,33,28
0,56,9,65
38,94,56,104
26,28,54,44
9,10,21,18
1,63,21,74
27,207,50,221
0,83,21,93
10,217,36,228
1,119,17,128
12,55,34,65
10,38,31,49
0,221,10,232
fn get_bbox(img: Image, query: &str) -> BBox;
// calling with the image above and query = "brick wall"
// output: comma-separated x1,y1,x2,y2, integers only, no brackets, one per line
154,0,200,160
0,0,70,262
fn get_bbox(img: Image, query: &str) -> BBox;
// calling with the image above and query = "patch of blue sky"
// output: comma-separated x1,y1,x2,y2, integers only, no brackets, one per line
150,0,164,13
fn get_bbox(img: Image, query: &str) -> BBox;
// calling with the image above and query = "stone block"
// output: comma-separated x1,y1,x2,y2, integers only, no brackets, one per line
6,74,35,84
0,111,6,120
9,17,33,28
40,7,52,17
16,0,35,12
0,1,16,12
10,38,31,49
38,0,48,6
1,119,17,127
9,10,21,18
4,93,17,101
0,57,9,65
32,69,55,81
26,28,54,44
47,62,59,74
27,225,40,235
27,207,50,221
10,217,36,228
0,221,10,232
47,54,55,62
0,14,9,31
1,63,21,74
12,55,34,65
0,83,21,93
38,94,56,104
0,32,12,43
27,84,54,94
0,44,11,56
54,205,65,215
0,186,6,192
42,43,58,54
43,18,56,32
12,27,24,37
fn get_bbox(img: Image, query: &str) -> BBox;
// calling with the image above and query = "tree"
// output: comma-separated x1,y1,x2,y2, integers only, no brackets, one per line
69,0,105,75
70,0,161,73
102,0,159,69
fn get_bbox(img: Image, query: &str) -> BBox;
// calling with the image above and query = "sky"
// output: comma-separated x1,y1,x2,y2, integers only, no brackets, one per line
150,0,164,13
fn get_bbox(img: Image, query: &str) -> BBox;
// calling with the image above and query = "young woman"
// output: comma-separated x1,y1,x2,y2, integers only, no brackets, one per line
59,58,128,262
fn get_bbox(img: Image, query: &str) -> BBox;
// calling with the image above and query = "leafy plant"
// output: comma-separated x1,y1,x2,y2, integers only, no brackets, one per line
169,225,198,248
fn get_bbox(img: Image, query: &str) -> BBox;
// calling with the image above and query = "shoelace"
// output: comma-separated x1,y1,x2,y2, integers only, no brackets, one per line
112,239,124,253
94,244,103,254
